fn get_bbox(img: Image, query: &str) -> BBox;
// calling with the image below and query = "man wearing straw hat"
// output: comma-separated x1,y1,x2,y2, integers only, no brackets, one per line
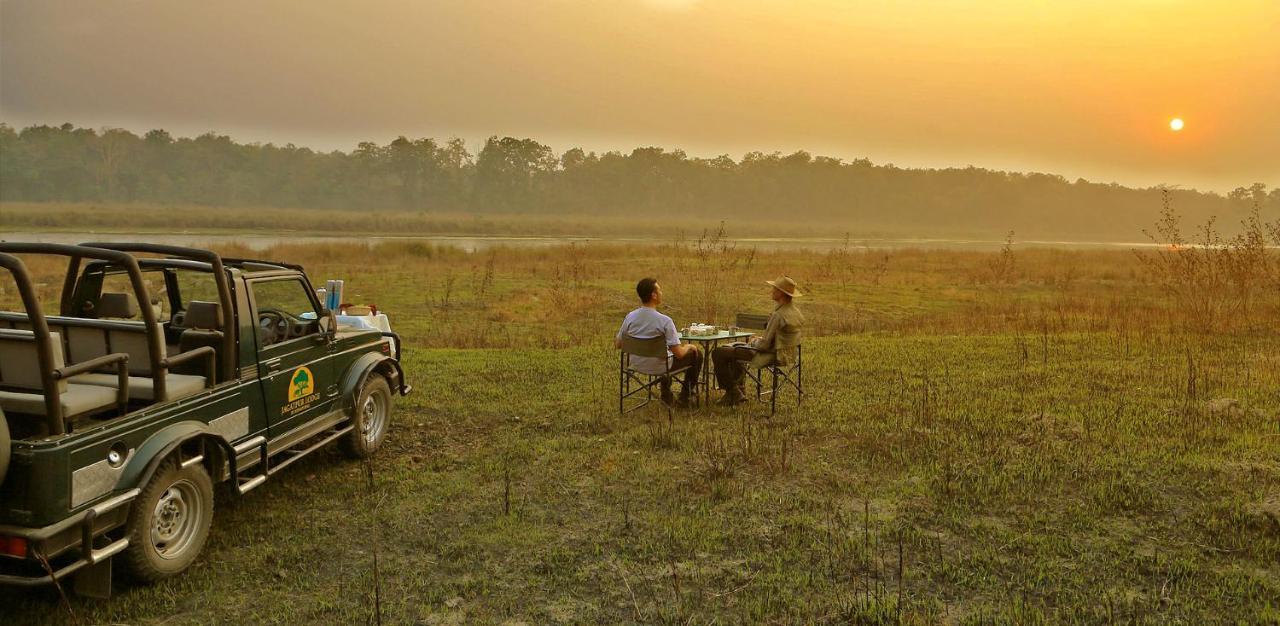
712,276,805,406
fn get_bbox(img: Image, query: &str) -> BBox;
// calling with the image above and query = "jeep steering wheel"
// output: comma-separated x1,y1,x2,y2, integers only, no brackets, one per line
257,308,288,345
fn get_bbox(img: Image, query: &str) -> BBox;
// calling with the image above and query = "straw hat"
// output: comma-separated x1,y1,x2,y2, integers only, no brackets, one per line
765,276,803,297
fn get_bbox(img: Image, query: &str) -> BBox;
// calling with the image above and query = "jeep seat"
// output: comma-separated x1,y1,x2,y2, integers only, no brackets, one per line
0,329,119,420
97,292,137,319
175,301,225,382
65,299,212,402
70,371,207,403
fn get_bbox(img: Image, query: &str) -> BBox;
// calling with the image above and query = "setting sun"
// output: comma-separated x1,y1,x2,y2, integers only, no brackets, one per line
1170,117,1185,132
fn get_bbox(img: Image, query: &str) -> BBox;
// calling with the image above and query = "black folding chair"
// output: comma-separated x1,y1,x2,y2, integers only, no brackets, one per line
735,312,804,415
618,335,694,419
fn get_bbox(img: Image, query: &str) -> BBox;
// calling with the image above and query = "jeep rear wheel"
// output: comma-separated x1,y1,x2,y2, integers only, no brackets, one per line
340,375,392,458
123,459,214,583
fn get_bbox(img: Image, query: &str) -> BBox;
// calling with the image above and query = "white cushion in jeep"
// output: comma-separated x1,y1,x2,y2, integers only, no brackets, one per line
0,383,118,418
70,373,207,402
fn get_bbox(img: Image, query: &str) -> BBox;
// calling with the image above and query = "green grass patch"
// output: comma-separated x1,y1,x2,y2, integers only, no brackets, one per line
3,239,1278,623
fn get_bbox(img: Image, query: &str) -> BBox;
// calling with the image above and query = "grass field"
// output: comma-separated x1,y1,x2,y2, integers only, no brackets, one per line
4,231,1279,624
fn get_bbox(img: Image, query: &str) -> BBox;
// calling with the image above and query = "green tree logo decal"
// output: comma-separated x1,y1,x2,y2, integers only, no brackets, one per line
289,367,314,401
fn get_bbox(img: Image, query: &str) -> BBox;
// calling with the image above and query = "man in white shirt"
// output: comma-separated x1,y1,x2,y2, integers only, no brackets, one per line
615,277,701,408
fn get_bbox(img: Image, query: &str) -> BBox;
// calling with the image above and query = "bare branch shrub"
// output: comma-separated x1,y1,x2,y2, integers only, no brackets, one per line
1136,188,1280,330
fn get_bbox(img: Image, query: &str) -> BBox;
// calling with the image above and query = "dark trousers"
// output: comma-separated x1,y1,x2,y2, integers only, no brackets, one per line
663,346,702,398
712,345,757,396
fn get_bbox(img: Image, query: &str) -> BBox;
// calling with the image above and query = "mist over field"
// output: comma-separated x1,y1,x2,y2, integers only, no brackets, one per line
5,1,1279,192
2,123,1277,241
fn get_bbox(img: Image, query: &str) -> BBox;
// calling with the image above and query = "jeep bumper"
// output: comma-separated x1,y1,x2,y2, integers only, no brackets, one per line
0,488,138,586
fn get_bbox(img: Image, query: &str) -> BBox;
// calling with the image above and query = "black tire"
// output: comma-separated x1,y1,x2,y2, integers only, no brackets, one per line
0,411,9,487
340,375,392,459
123,458,214,583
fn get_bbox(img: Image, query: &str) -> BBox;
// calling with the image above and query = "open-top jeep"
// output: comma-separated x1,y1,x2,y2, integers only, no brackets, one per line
0,242,409,596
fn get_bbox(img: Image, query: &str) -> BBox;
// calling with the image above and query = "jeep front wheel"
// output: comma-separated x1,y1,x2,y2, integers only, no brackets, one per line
123,459,214,583
340,375,391,458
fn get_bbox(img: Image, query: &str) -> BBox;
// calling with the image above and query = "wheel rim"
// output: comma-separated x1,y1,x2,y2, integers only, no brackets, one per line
150,478,203,560
361,391,387,445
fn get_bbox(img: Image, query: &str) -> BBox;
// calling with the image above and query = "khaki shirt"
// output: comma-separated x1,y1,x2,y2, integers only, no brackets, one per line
750,300,804,368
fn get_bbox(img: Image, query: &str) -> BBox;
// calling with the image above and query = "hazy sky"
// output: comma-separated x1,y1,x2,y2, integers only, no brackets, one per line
2,0,1277,192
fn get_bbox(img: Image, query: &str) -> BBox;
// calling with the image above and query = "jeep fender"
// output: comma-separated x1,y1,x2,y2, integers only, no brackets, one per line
116,421,236,492
340,353,406,415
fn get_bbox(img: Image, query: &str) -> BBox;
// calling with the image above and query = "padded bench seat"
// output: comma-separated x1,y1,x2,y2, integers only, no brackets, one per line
70,372,208,402
3,308,213,404
0,328,123,421
0,384,120,418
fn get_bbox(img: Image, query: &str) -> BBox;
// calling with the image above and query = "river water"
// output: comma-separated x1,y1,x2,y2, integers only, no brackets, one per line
2,231,1162,253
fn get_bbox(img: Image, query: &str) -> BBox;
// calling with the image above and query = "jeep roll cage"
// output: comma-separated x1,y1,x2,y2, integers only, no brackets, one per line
75,242,239,383
220,257,306,272
0,243,160,435
0,252,64,432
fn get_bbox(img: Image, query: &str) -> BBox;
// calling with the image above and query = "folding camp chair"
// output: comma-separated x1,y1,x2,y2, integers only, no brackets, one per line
618,335,695,419
735,312,804,415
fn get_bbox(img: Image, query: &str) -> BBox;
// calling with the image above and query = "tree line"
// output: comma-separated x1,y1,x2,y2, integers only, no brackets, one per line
2,122,1276,239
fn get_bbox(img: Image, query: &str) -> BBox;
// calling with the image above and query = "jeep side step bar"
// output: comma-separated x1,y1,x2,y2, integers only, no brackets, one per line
231,436,268,495
228,422,354,496
269,425,354,476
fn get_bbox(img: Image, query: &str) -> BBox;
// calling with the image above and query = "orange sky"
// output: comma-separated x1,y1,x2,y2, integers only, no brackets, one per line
2,0,1277,192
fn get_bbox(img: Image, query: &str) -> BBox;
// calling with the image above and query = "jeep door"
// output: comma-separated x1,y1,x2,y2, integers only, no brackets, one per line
247,276,339,437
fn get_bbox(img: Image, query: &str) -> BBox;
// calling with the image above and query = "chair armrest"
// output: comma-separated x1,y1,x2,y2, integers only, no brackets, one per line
54,353,130,408
53,353,129,379
163,346,216,387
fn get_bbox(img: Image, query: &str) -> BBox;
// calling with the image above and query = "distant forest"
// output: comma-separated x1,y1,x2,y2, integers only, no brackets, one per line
2,122,1276,239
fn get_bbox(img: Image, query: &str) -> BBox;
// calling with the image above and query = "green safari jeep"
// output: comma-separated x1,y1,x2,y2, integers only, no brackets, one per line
0,242,410,596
